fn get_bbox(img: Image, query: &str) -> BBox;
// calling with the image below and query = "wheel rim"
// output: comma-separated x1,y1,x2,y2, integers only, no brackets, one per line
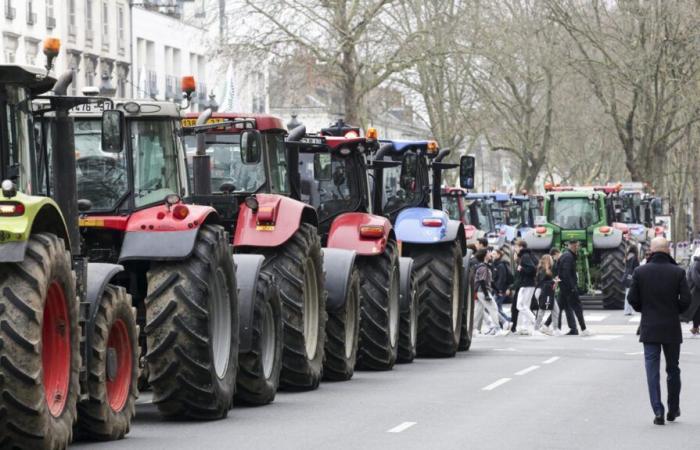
302,258,319,360
211,267,232,379
409,293,418,348
106,319,133,412
388,265,400,348
451,264,460,333
344,283,358,359
261,299,276,379
42,281,71,418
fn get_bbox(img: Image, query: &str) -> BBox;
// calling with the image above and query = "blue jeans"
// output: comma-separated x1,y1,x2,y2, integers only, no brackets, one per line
643,343,681,416
495,294,511,323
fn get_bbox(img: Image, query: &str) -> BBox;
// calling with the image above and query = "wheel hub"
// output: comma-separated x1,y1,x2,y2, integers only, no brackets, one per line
302,258,319,360
210,267,232,380
261,300,276,379
106,319,133,412
42,281,71,418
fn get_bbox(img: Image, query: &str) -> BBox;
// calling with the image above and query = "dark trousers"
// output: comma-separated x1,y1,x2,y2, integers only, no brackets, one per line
510,294,519,332
643,343,681,416
558,290,586,331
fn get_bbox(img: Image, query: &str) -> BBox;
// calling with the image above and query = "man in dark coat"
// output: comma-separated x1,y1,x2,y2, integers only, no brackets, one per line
627,237,691,425
557,240,589,335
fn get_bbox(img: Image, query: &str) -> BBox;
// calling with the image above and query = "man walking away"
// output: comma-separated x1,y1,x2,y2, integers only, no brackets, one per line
683,248,700,338
515,241,538,334
474,250,503,335
628,237,691,425
558,240,590,336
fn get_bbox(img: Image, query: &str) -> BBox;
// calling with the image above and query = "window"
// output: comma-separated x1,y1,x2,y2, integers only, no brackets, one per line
101,1,109,41
68,0,76,34
299,152,361,223
45,0,55,28
85,0,93,33
441,195,462,221
117,5,125,50
548,197,600,230
131,120,182,208
266,134,289,194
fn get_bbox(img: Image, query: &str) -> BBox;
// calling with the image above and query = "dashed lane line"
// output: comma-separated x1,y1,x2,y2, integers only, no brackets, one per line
542,356,560,364
584,334,622,341
628,316,641,323
387,422,417,433
515,365,540,376
482,378,512,391
584,314,609,322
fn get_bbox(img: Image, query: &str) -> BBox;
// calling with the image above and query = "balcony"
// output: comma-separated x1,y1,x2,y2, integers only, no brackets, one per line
147,70,158,97
197,83,207,105
26,12,36,25
165,75,177,100
46,15,56,29
85,29,94,46
5,5,16,20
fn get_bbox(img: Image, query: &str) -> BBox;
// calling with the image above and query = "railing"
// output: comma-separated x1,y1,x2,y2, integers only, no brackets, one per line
165,75,177,100
197,83,207,105
4,3,16,20
27,12,36,25
147,70,158,97
46,15,56,29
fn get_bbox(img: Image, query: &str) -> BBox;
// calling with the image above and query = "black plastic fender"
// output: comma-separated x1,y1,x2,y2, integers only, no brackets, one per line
399,257,414,313
233,254,265,354
322,248,357,313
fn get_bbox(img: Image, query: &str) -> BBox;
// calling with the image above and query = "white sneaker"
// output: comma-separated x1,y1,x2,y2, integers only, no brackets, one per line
541,327,554,336
581,329,592,337
553,329,563,337
498,329,512,337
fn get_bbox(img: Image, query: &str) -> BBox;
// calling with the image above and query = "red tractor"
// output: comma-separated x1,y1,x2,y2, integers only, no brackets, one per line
184,111,351,389
285,121,417,371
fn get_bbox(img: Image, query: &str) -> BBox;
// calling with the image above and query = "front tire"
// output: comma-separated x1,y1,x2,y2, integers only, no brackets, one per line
601,243,626,310
77,285,138,440
323,267,360,381
397,267,418,363
458,273,475,351
145,224,238,420
0,233,80,449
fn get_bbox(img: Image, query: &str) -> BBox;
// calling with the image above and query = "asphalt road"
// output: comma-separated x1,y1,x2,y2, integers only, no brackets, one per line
73,312,700,450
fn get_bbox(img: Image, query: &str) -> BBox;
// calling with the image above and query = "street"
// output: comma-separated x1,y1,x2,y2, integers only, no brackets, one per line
73,312,700,450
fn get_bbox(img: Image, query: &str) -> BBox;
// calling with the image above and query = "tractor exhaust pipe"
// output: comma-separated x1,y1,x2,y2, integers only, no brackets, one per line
52,71,73,96
287,124,306,142
52,108,80,254
435,149,451,162
193,109,212,195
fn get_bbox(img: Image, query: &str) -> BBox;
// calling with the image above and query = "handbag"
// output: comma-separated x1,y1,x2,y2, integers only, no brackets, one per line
537,281,555,310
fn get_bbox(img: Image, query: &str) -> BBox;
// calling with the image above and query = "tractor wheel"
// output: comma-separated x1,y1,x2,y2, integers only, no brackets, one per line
601,243,626,310
355,240,400,371
145,224,238,420
458,276,475,351
412,241,464,357
235,271,283,405
260,223,326,390
0,233,80,450
397,267,418,364
323,267,360,381
77,285,138,440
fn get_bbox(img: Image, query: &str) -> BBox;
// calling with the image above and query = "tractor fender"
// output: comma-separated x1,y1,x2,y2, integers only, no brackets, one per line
327,212,393,256
398,257,414,313
118,204,220,262
463,249,474,297
522,228,554,250
593,227,623,249
322,248,357,313
394,207,455,244
0,194,70,262
85,262,125,372
234,193,318,249
233,254,265,353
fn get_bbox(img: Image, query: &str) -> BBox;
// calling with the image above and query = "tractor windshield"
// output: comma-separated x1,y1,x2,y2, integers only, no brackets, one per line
382,154,422,215
467,200,493,232
299,152,362,223
441,194,462,221
507,204,522,226
548,197,599,229
0,85,34,193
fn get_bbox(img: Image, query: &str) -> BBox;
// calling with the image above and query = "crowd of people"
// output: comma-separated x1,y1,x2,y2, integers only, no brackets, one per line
467,237,700,338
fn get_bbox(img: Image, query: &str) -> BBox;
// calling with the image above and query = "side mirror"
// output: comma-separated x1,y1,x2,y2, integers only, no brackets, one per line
459,155,475,189
240,129,262,164
101,110,125,153
400,152,418,192
314,153,332,181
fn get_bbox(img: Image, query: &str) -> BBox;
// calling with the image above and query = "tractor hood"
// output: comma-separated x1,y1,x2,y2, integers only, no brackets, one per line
394,207,462,245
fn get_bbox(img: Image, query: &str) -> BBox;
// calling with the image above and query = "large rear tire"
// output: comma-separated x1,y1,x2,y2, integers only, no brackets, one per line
260,223,326,390
411,241,464,357
0,233,80,450
145,224,238,420
323,267,360,381
397,267,418,364
355,240,400,371
601,243,626,310
235,271,283,405
77,285,138,440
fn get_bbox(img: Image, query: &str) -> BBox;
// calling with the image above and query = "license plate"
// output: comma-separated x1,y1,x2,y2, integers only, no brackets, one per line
301,137,325,145
181,118,226,127
71,100,114,113
256,225,275,231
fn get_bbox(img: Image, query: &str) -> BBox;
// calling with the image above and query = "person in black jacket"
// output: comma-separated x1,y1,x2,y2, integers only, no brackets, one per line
515,241,538,334
684,248,700,338
623,246,640,315
627,237,691,425
491,249,512,326
557,240,589,336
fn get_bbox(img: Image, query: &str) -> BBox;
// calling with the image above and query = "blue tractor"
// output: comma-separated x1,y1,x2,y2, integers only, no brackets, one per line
370,139,476,355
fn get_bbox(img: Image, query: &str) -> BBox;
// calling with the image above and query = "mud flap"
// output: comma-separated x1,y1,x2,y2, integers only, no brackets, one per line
322,248,356,313
233,254,265,353
399,257,414,313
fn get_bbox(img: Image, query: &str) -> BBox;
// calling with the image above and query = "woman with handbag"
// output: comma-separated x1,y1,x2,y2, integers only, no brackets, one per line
623,246,640,316
534,254,557,333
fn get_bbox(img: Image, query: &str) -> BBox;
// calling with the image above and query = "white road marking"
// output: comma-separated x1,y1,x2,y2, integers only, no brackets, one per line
584,314,609,322
482,378,512,391
515,365,540,376
494,347,518,352
387,422,417,433
628,316,641,323
625,351,643,356
542,356,560,364
584,334,622,341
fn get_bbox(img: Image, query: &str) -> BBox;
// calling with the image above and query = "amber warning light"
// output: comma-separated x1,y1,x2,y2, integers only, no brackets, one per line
181,76,196,97
43,37,61,57
366,127,378,140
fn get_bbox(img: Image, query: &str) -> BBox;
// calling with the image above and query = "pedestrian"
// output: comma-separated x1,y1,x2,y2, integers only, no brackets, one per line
558,240,590,336
473,249,502,335
682,248,700,338
515,240,538,335
476,237,489,251
542,248,562,334
491,248,512,327
627,237,691,425
623,246,640,316
534,254,557,332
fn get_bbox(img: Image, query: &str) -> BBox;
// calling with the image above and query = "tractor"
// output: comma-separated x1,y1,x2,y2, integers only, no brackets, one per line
522,186,626,309
183,110,352,391
36,92,248,418
441,188,497,247
370,139,476,355
607,183,664,257
286,121,416,370
1,43,138,448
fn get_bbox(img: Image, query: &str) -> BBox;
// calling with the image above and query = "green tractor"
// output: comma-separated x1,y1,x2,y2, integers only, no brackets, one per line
1,47,138,448
522,188,626,309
